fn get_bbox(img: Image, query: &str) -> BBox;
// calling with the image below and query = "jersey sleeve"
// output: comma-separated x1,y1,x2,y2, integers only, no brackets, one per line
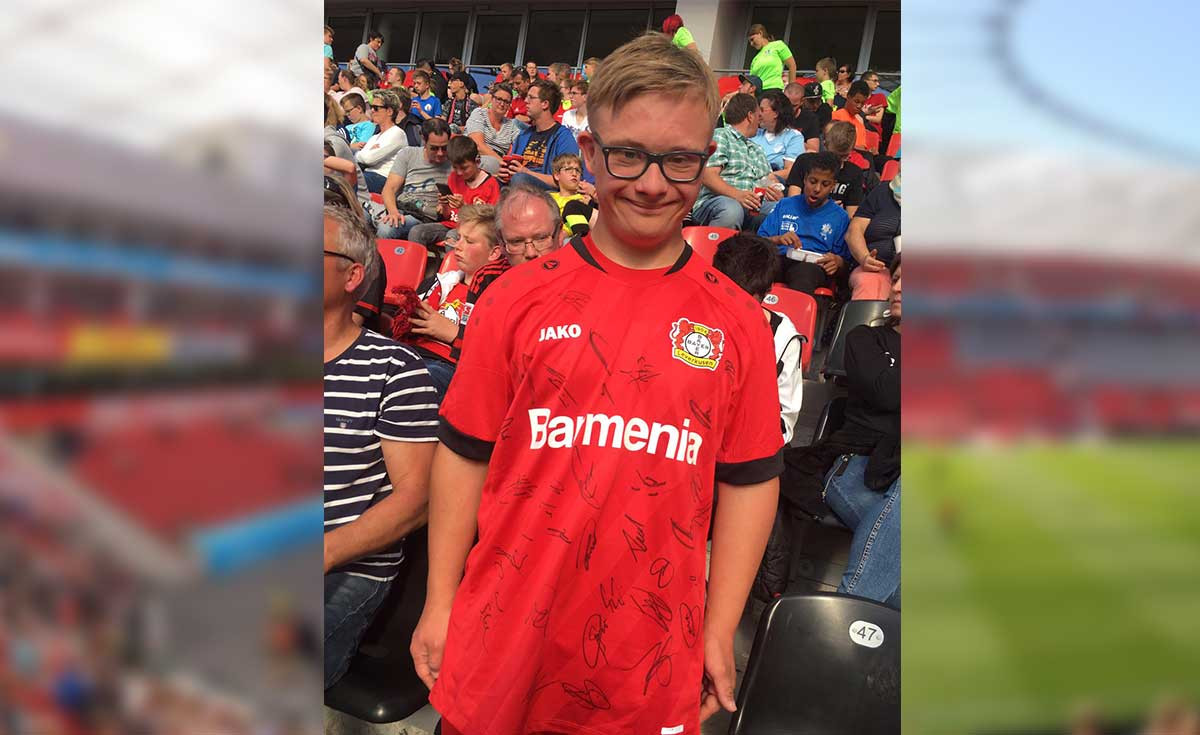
437,289,516,460
715,316,785,484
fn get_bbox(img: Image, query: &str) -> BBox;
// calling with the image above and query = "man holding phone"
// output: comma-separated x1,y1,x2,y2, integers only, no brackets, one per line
378,119,453,240
498,79,590,192
407,136,501,250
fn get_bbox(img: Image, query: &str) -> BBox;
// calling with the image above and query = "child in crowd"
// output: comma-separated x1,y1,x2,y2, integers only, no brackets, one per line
404,204,502,398
410,70,443,121
340,94,377,148
407,136,502,250
713,234,805,444
548,153,595,236
814,57,838,105
757,151,850,296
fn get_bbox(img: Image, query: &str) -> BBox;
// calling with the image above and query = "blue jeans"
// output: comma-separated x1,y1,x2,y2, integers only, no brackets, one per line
823,454,900,607
362,170,389,194
423,355,456,401
324,571,393,689
691,195,777,230
376,214,424,240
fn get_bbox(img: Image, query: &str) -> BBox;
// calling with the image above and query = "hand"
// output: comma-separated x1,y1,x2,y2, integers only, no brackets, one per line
699,631,737,722
773,231,803,249
578,181,596,198
447,194,464,210
382,211,403,227
350,141,366,150
817,253,844,276
762,185,783,202
861,248,886,272
410,303,458,343
738,190,762,211
411,602,453,690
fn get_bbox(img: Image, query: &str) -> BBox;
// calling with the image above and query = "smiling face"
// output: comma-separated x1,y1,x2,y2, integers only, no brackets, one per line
567,85,587,112
579,93,714,253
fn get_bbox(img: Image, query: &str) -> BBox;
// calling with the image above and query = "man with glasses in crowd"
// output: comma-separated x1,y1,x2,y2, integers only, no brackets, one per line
322,204,439,691
378,118,452,239
465,82,521,176
500,79,585,191
412,32,783,735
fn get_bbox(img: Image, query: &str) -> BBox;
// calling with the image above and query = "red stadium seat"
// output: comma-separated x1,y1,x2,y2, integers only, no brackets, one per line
717,75,742,97
682,226,739,261
886,132,901,158
863,130,879,154
437,250,458,274
880,160,899,182
376,239,428,291
763,285,818,375
794,77,816,87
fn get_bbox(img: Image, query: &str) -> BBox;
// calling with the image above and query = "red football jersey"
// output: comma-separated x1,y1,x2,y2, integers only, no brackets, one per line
431,236,784,735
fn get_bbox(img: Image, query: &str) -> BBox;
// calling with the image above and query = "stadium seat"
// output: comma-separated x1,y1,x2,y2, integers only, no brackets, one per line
376,240,428,291
728,592,899,735
795,77,816,87
823,300,890,378
763,285,817,375
863,130,880,154
811,394,847,445
437,250,457,274
886,132,901,158
325,527,432,723
681,226,738,261
369,192,383,205
717,75,742,97
881,160,899,182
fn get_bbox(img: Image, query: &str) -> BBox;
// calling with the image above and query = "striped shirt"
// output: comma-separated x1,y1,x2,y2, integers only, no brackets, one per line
464,106,521,157
324,329,439,580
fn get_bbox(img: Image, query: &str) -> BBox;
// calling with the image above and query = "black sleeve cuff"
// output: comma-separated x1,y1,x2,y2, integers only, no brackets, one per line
715,447,785,485
437,418,495,461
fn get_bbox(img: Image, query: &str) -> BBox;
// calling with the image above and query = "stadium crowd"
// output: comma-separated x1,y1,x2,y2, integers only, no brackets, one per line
323,17,901,732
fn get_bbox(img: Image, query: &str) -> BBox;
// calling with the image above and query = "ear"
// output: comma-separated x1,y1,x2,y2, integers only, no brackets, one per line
343,263,365,295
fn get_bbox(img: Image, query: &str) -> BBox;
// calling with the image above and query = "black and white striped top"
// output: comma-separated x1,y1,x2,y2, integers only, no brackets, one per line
324,329,439,580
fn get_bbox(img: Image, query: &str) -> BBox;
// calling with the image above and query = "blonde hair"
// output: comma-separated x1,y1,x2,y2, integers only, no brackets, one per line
748,23,774,41
325,94,345,128
457,203,497,245
825,120,856,155
588,32,718,125
816,57,837,77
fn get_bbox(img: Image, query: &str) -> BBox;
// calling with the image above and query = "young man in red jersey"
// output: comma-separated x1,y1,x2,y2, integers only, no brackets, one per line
412,32,784,735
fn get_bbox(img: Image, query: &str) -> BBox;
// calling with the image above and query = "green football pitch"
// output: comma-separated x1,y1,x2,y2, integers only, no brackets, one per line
903,441,1200,734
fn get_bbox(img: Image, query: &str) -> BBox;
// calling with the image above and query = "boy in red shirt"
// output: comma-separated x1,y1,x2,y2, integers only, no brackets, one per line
406,203,502,398
413,32,784,735
408,136,501,251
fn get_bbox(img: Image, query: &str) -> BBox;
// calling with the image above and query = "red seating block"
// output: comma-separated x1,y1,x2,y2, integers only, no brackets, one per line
764,285,818,374
682,226,739,262
376,239,428,291
881,160,899,182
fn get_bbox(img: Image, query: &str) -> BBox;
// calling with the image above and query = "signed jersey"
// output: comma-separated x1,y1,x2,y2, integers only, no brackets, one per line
431,236,784,735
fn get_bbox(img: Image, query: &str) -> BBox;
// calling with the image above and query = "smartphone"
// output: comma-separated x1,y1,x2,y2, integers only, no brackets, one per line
435,183,453,196
503,154,524,165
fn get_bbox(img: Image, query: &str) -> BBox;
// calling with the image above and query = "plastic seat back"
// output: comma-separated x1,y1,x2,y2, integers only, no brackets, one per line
728,593,899,735
376,240,428,291
824,300,890,378
881,159,899,182
763,285,818,375
682,226,739,262
811,395,847,445
886,132,901,158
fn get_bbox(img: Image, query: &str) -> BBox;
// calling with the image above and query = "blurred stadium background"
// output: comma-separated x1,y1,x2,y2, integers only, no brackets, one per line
905,0,1200,733
0,0,321,732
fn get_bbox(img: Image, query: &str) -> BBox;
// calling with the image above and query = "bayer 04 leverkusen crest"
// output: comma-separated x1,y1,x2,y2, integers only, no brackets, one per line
669,318,725,371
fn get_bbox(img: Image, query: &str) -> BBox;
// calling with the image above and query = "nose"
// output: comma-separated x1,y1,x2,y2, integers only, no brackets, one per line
633,158,670,197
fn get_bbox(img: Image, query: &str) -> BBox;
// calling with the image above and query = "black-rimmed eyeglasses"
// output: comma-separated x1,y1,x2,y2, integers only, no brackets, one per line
324,249,358,264
590,132,709,183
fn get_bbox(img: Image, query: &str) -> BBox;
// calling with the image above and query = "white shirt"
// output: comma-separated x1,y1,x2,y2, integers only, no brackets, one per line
355,125,408,176
561,108,589,140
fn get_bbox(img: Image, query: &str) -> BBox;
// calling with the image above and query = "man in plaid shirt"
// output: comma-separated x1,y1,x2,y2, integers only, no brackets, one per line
691,93,782,230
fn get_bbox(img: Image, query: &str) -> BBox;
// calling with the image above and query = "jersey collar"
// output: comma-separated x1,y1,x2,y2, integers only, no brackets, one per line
570,235,692,276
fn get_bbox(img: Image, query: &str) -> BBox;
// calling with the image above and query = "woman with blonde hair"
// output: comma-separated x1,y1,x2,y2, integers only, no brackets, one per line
747,23,796,90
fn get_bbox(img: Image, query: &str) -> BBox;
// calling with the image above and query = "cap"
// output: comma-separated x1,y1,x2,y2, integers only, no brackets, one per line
802,82,822,99
738,74,764,94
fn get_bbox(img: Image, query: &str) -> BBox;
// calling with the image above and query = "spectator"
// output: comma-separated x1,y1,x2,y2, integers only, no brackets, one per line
496,62,514,82
500,79,583,191
750,90,805,180
844,170,900,300
506,69,532,124
384,66,405,90
549,153,595,236
323,174,388,331
322,204,439,690
718,74,763,118
693,92,779,230
329,69,366,104
355,72,373,99
786,81,832,152
561,79,589,139
464,83,521,175
411,34,783,735
409,70,443,121
756,151,849,295
324,57,339,95
861,69,882,95
340,94,376,148
406,204,503,399
407,136,501,250
392,87,423,146
886,84,901,134
378,118,453,239
355,90,408,194
443,72,478,134
814,57,838,105
349,31,384,87
834,62,855,98
712,234,804,443
493,180,564,267
324,93,349,147
547,62,571,90
524,60,541,80
582,56,601,81
323,25,334,60
747,23,796,90
832,80,873,154
662,14,700,53
415,59,448,102
861,70,885,126
785,121,865,216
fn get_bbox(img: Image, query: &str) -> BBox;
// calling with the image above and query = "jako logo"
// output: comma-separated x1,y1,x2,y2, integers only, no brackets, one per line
528,408,703,465
538,324,581,342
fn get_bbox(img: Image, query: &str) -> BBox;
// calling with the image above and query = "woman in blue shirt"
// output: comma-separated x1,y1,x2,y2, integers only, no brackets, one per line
750,90,806,182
